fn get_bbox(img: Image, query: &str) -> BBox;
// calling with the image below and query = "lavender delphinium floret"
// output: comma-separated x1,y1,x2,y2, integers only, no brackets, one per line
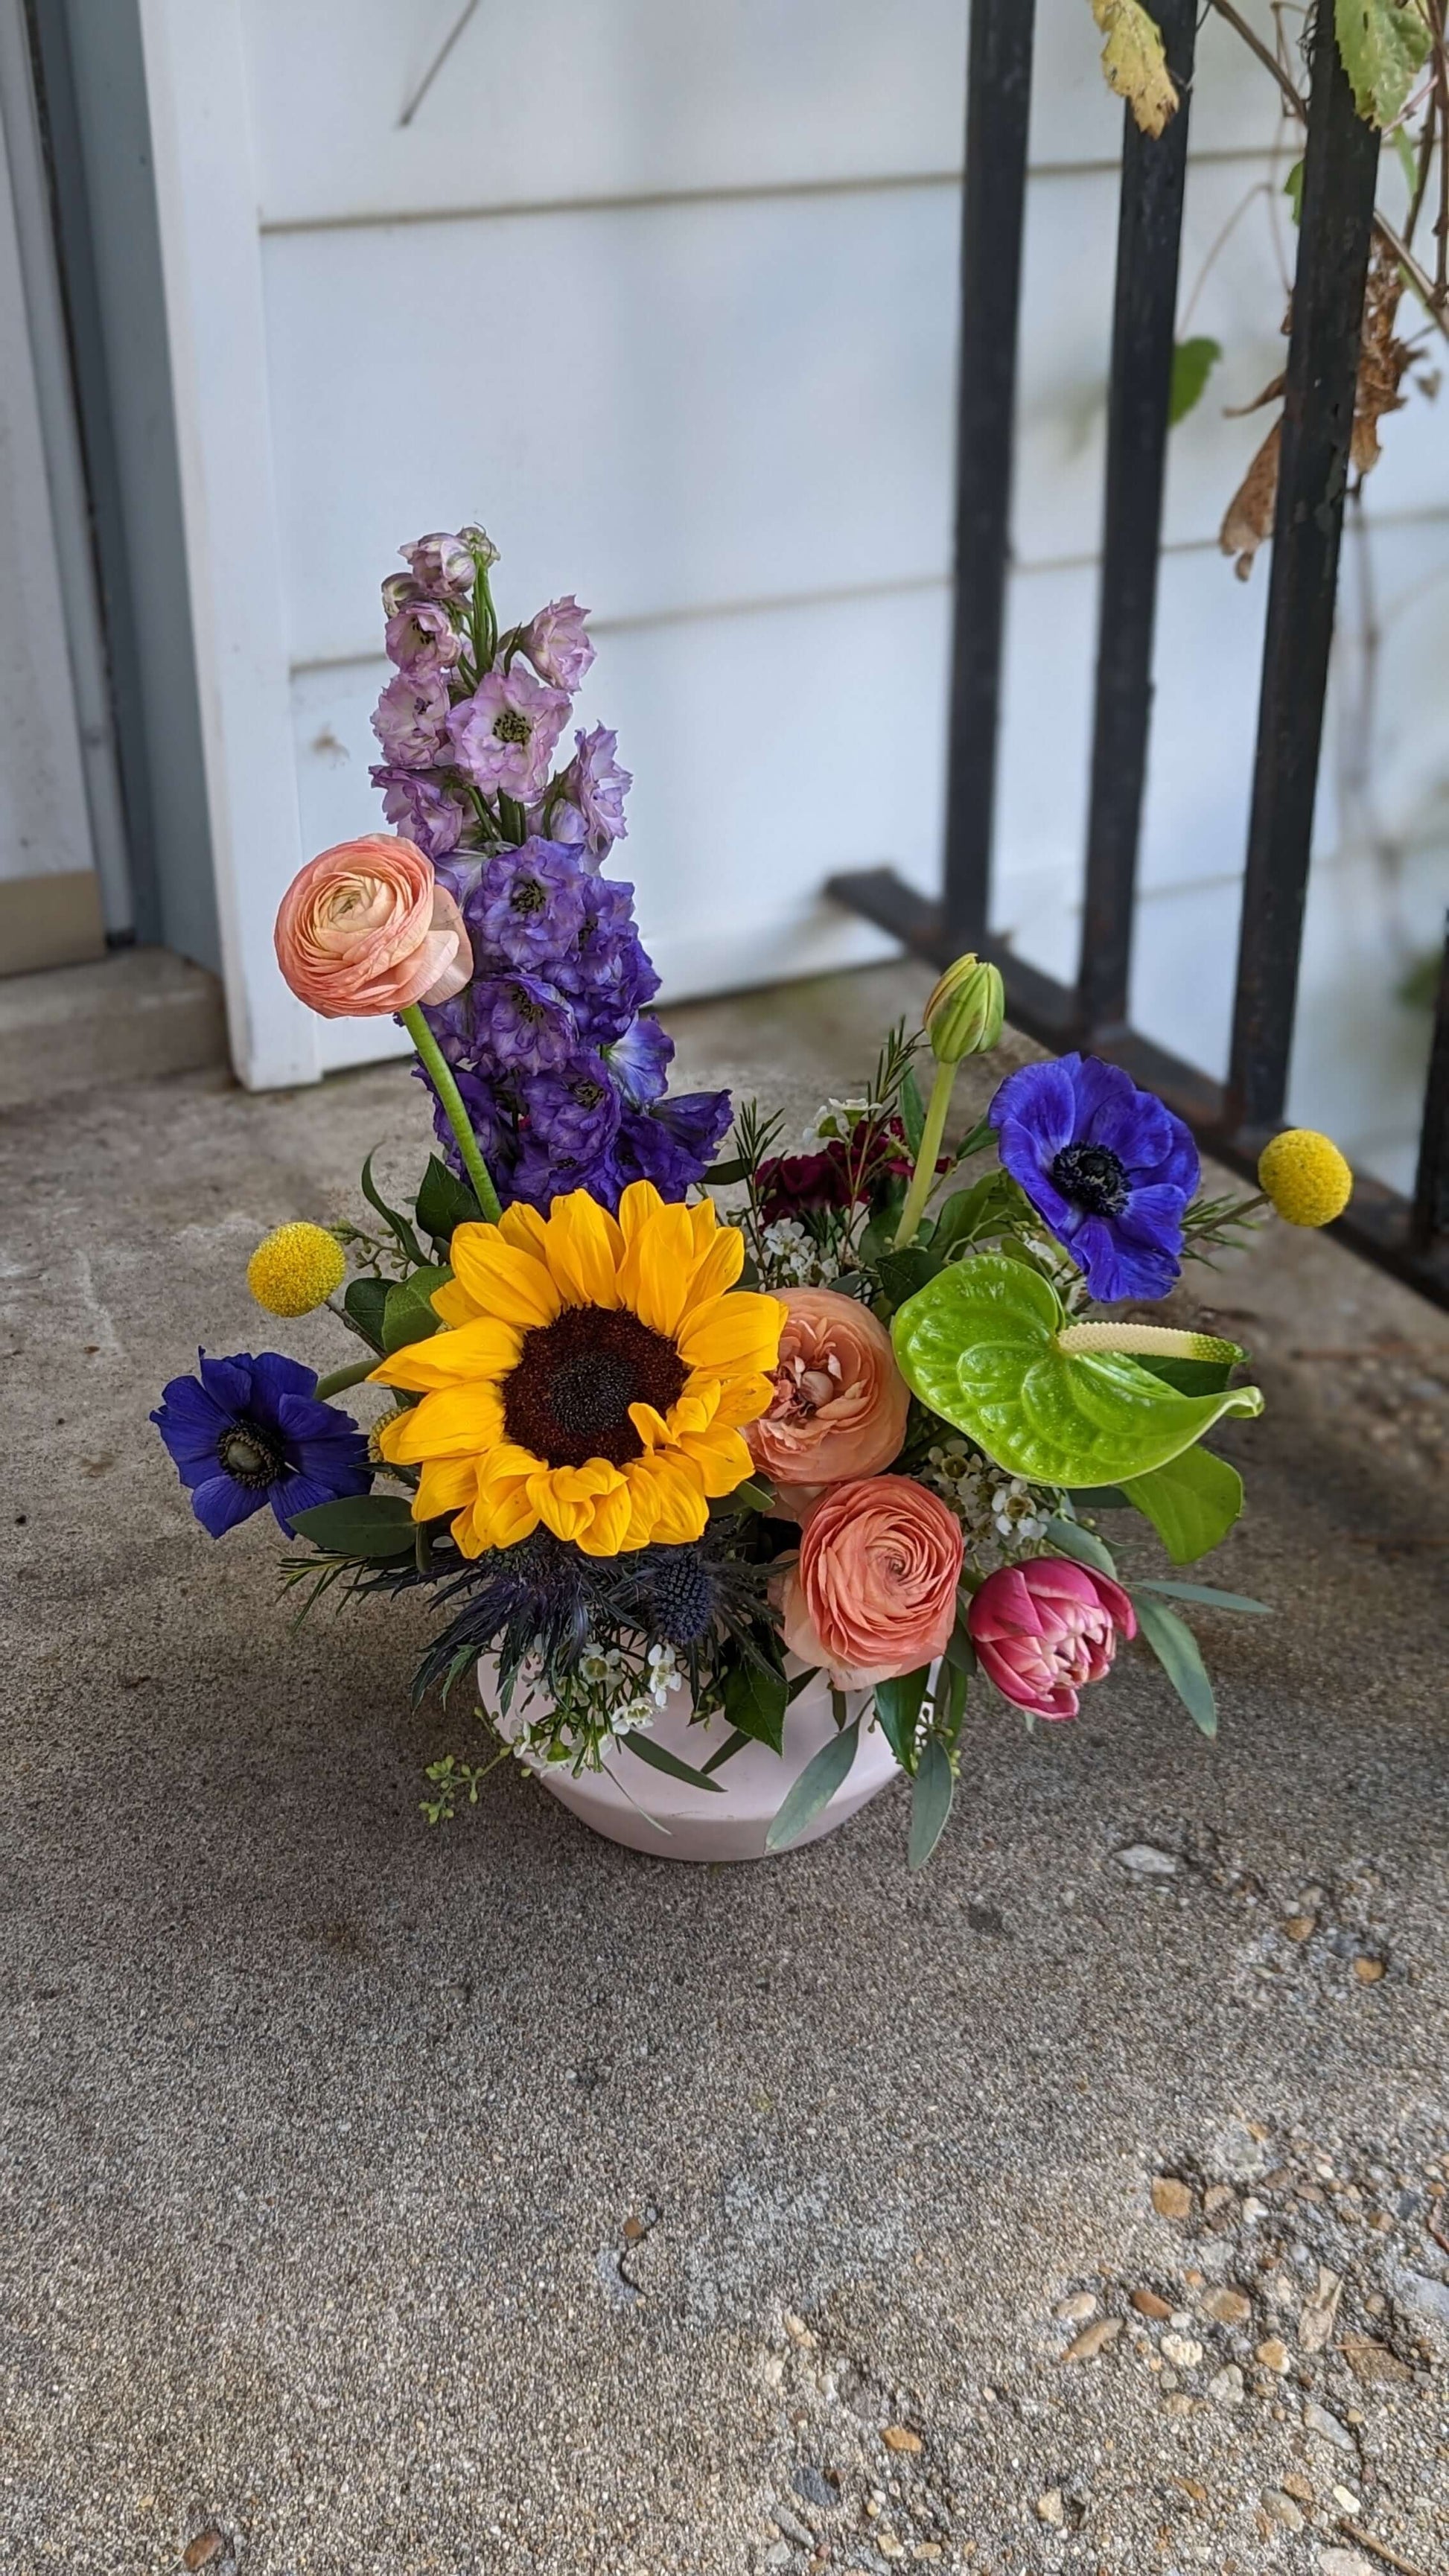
518,596,595,692
372,671,450,768
551,724,631,864
465,840,587,972
554,877,660,1047
448,666,571,803
524,1053,622,1164
401,531,478,596
605,1012,673,1107
369,765,468,859
474,974,579,1074
384,599,464,675
615,1092,733,1196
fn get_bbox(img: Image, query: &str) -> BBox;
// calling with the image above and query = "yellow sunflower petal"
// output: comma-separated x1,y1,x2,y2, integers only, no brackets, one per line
371,1315,523,1393
430,1278,481,1329
450,1221,562,1329
573,1479,636,1558
711,1370,777,1428
499,1202,550,1258
413,1455,480,1520
543,1190,625,1310
382,1383,506,1462
616,1179,666,1246
628,1400,674,1451
677,1226,745,1316
530,1459,628,1544
624,1453,710,1546
620,1197,701,1337
676,1421,756,1498
467,1482,540,1552
676,1289,786,1374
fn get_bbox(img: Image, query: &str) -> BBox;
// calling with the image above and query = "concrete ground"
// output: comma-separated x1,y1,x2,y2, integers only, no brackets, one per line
1,961,1447,2576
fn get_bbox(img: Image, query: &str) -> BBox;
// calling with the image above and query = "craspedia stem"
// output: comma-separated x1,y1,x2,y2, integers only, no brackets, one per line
400,1002,503,1224
313,1357,378,1400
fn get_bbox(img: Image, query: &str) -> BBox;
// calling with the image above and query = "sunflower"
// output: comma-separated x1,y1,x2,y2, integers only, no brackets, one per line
370,1182,783,1558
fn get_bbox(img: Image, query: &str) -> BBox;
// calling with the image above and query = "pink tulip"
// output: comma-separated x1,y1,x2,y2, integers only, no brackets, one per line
968,1558,1136,1721
274,835,472,1019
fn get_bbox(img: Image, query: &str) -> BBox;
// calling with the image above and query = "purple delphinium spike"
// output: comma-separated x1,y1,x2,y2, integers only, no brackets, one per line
518,596,595,692
447,666,571,803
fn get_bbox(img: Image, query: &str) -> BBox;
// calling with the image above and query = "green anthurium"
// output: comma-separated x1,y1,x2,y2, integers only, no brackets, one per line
891,1254,1263,1489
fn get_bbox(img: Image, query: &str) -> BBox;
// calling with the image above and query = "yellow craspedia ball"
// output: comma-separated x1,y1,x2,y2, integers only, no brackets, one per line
1258,1129,1353,1228
246,1221,346,1317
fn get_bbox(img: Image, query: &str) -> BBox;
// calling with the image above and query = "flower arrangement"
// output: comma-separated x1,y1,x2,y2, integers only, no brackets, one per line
154,523,1356,1864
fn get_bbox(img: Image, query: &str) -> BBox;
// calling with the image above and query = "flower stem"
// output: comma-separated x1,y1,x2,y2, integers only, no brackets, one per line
399,1002,503,1223
314,1356,378,1400
893,1059,958,1250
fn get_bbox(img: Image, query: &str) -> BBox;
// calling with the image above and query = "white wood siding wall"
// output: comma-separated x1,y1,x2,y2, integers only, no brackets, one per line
145,0,1448,1191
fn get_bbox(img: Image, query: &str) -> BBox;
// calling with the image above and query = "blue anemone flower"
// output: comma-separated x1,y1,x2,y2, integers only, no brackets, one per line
151,1351,372,1537
988,1053,1200,1303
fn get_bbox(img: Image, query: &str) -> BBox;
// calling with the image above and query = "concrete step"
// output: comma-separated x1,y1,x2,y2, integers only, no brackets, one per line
0,944,227,1111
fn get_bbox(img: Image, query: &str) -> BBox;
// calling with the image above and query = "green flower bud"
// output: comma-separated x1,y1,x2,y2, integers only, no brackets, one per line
923,952,1005,1064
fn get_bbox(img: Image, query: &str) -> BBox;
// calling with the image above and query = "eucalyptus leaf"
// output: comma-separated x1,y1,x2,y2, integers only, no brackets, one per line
1043,1515,1119,1578
624,1732,725,1794
415,1154,482,1243
1135,1580,1270,1614
706,1154,751,1185
361,1151,427,1267
908,1738,954,1872
383,1265,452,1355
701,1726,752,1776
290,1494,417,1558
873,1666,930,1770
1121,1444,1243,1563
949,1117,997,1166
765,1720,860,1852
875,1246,943,1310
1134,1595,1217,1738
943,1615,976,1678
343,1275,391,1352
929,1169,1024,1257
891,1255,1263,1488
722,1653,789,1755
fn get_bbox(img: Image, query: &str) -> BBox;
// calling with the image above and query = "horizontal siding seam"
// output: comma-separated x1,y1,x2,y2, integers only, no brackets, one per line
257,144,1285,237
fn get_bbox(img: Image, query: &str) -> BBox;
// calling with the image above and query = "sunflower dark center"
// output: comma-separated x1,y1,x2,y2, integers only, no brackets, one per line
218,1422,283,1488
503,1305,687,1469
1051,1141,1130,1218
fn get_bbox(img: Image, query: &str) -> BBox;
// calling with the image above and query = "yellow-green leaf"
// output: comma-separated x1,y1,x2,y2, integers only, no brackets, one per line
1169,337,1222,427
1335,0,1431,128
1090,0,1179,136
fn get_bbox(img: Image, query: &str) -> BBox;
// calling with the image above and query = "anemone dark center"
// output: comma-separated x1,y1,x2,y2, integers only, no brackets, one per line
1051,1141,1130,1218
493,708,532,747
503,1305,687,1468
218,1422,283,1488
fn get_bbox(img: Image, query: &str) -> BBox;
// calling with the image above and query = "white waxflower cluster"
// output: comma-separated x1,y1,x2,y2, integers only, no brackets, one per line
576,1637,686,1736
759,1217,841,1287
801,1097,876,1145
923,1440,1053,1562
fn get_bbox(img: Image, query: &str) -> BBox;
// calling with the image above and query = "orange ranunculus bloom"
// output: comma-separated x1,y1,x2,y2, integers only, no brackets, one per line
779,1474,964,1690
746,1285,909,1511
274,834,471,1018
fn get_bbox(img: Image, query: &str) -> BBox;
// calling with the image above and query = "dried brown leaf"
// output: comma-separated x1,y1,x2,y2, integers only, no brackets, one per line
1220,421,1281,581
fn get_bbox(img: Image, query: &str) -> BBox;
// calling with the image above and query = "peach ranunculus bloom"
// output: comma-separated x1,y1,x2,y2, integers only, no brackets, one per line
274,835,472,1018
779,1473,964,1691
748,1286,909,1514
